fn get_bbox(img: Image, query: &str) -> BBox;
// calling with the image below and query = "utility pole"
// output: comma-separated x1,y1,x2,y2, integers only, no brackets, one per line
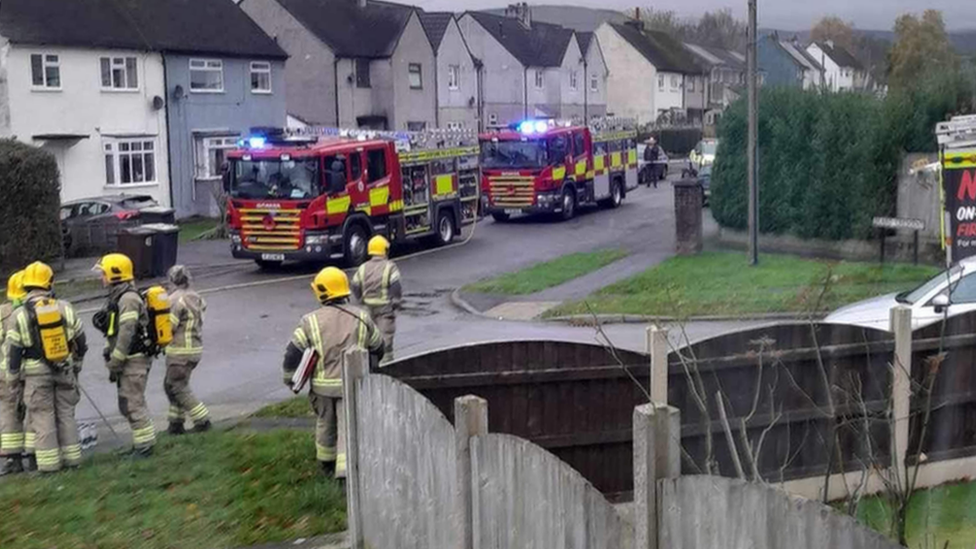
747,0,759,265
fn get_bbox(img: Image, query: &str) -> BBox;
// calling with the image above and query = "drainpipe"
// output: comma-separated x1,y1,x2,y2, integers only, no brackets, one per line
475,59,485,132
434,52,440,128
523,67,528,119
334,58,341,126
161,55,176,211
583,57,588,121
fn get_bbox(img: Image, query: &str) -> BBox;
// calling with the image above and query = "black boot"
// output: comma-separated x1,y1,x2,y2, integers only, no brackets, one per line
192,420,212,433
132,446,154,460
167,421,186,436
320,460,336,478
0,455,23,476
22,454,37,472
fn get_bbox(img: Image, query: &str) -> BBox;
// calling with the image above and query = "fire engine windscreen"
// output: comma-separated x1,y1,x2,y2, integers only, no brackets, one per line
481,140,548,170
230,158,322,200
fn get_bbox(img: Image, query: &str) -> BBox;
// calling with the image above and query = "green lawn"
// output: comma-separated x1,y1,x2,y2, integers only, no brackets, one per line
856,481,976,549
253,396,314,418
548,251,940,318
0,429,345,549
179,217,222,243
463,248,629,295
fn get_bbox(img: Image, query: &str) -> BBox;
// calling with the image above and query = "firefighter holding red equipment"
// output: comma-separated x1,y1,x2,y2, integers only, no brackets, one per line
4,262,87,474
351,235,402,363
282,267,383,478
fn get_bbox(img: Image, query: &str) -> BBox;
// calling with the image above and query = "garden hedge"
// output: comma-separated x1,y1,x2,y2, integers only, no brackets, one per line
0,139,62,276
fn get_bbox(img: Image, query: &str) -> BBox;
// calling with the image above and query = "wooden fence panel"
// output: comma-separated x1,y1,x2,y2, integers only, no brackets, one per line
471,433,630,549
355,373,460,549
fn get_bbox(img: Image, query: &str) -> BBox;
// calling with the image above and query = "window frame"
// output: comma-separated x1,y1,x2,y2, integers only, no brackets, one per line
408,63,423,90
356,58,371,88
590,74,598,92
366,148,389,183
104,138,158,187
195,135,239,181
671,75,679,89
448,64,460,90
189,58,225,93
658,75,665,91
688,77,695,92
30,53,62,90
99,56,139,91
534,69,544,90
569,70,578,91
249,61,272,94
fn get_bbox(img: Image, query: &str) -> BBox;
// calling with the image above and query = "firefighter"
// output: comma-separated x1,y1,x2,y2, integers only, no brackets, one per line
351,235,402,363
0,271,27,475
282,267,383,478
4,262,87,473
164,265,211,435
92,253,156,457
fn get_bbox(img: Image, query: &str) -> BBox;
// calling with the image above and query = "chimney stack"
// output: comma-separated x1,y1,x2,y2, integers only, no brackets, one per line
505,2,531,29
826,39,834,49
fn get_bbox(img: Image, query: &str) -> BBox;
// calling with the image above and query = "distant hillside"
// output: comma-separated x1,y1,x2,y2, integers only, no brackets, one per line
482,5,627,32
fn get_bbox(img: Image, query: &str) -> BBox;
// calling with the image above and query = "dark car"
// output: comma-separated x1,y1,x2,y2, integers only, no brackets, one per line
699,164,712,207
60,195,174,256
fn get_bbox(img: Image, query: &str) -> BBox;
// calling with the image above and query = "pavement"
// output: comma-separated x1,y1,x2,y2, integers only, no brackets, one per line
58,180,764,457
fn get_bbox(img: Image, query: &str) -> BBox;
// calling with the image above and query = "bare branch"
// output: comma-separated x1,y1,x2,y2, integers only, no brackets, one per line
716,391,746,480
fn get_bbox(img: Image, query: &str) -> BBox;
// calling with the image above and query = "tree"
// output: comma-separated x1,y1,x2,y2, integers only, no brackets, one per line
810,16,856,52
638,7,746,52
889,10,959,89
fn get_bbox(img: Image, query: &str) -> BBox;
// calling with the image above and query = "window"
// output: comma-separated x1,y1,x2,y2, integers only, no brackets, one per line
658,75,664,90
356,59,371,88
350,153,363,180
195,136,238,179
408,63,423,89
31,54,61,89
250,61,272,93
448,65,460,90
590,75,598,92
570,70,578,91
488,113,498,126
573,132,586,157
189,59,224,92
548,135,569,164
534,69,544,90
671,75,679,89
104,139,157,185
447,121,463,130
949,274,976,304
688,78,695,92
367,149,388,183
407,121,427,131
324,155,348,193
99,56,138,90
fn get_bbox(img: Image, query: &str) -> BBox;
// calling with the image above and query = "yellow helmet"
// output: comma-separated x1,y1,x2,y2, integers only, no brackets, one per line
368,235,391,257
22,261,54,291
311,267,350,302
93,253,134,283
6,270,26,301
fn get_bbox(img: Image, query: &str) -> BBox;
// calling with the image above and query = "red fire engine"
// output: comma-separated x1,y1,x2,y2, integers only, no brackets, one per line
224,127,480,268
479,119,639,222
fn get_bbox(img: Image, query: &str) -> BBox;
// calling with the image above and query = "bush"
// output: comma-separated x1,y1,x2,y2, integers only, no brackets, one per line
0,140,62,275
712,76,974,241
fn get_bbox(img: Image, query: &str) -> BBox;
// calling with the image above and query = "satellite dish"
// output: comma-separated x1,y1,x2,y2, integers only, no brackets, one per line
152,95,165,110
173,84,185,100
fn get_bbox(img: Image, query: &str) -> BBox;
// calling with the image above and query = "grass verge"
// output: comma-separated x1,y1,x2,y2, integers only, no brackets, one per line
463,248,629,295
856,480,976,548
0,429,344,549
179,217,222,243
547,251,940,318
253,396,313,418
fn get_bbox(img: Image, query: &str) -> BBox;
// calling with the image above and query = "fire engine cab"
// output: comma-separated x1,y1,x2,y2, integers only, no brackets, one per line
224,127,480,268
479,118,638,222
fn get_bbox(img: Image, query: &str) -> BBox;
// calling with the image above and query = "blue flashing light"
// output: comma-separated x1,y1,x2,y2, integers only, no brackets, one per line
248,136,267,149
534,120,548,133
519,120,535,134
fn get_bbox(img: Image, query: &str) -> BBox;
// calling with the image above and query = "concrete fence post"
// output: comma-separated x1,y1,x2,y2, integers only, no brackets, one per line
634,403,680,549
454,395,488,549
343,349,368,549
654,403,681,480
647,326,669,404
889,305,912,486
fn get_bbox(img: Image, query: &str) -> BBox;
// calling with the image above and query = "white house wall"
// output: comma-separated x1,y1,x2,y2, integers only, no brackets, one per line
595,23,656,125
656,71,684,116
583,37,608,119
390,12,436,130
1,44,170,205
806,44,855,92
436,19,478,129
559,37,585,122
458,14,527,127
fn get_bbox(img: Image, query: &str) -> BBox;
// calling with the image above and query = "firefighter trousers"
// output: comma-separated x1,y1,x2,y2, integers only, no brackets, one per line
116,357,156,450
0,376,25,456
164,357,209,426
369,310,396,364
24,371,81,472
309,392,346,478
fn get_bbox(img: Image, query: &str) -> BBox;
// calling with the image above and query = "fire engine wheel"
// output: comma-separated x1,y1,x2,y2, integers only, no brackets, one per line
343,224,369,267
559,187,576,221
435,210,455,246
603,180,623,209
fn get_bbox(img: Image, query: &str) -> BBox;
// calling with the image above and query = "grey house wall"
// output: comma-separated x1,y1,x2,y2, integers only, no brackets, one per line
458,14,527,128
758,36,802,88
583,37,608,120
241,0,336,125
165,54,286,218
436,20,478,129
390,12,436,130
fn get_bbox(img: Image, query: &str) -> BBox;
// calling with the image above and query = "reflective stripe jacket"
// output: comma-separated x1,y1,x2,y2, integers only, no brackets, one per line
166,288,205,359
286,303,382,397
104,284,148,368
0,302,17,379
5,291,84,376
351,257,402,315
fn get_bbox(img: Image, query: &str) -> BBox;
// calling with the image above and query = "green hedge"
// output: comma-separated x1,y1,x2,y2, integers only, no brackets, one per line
712,73,974,241
0,140,62,275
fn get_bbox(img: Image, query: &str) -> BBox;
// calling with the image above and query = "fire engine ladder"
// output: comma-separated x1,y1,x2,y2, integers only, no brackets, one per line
589,117,639,173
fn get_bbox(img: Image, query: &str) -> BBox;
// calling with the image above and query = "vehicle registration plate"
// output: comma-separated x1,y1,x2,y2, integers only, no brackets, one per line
261,253,285,261
504,209,521,215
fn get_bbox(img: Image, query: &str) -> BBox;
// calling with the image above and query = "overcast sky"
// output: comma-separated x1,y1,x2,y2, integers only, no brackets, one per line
410,0,976,31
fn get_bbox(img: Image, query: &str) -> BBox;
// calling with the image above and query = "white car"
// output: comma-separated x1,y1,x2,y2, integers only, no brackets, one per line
825,257,976,331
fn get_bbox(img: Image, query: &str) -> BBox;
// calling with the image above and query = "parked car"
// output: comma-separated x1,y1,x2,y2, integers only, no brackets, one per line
698,164,712,206
825,257,976,331
60,195,174,256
